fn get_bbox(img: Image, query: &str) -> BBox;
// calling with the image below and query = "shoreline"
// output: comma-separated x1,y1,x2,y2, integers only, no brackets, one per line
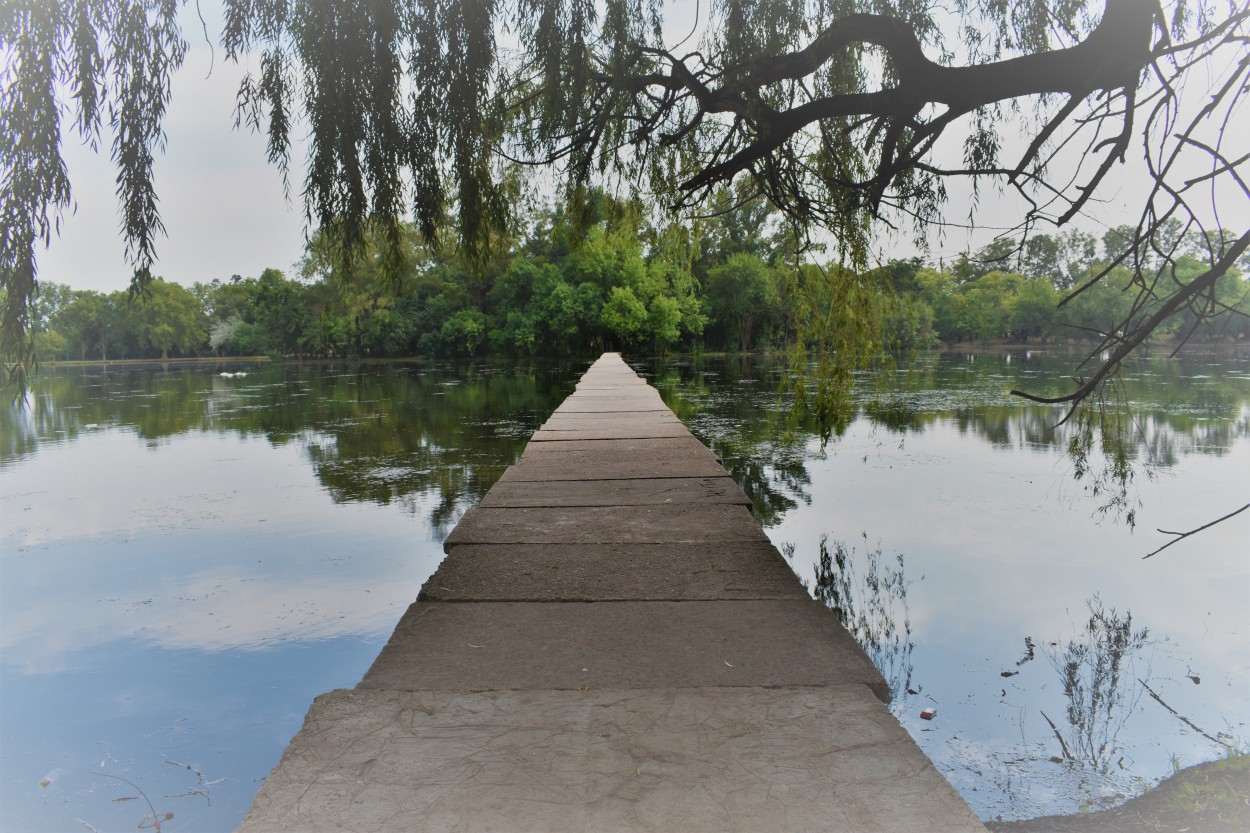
26,338,1248,371
986,755,1249,833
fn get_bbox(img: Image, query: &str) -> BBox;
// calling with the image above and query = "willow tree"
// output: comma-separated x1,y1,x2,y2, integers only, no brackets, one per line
4,1,1248,408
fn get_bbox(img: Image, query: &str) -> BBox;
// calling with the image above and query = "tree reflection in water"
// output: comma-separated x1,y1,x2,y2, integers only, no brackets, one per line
3,361,579,539
645,357,813,527
794,533,915,700
1044,596,1151,774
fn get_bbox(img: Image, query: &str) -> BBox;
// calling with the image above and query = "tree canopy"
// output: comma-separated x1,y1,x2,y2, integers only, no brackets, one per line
2,0,1248,407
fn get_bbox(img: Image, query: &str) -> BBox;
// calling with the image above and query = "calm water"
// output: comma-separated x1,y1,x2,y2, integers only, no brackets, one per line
1,351,1247,829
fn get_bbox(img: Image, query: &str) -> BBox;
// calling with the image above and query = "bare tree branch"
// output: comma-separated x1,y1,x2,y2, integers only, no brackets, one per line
1144,503,1250,559
1010,230,1250,419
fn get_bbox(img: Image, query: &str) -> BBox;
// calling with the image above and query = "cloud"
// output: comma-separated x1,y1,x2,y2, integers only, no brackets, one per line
0,560,420,673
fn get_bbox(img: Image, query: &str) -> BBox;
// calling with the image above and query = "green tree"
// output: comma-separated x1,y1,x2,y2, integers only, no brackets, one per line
1164,255,1249,343
877,259,924,295
563,225,646,295
128,278,207,359
1101,226,1146,268
958,271,1024,342
600,285,648,347
52,290,129,361
915,268,963,343
27,280,72,360
952,239,1020,283
52,292,100,360
487,258,541,354
490,227,611,356
706,253,780,351
644,294,683,351
4,0,1247,432
194,275,263,355
1057,230,1101,292
299,226,428,356
1022,235,1063,285
253,268,312,356
644,258,706,351
863,260,934,349
433,309,488,358
695,186,780,269
1009,279,1061,342
1060,266,1136,339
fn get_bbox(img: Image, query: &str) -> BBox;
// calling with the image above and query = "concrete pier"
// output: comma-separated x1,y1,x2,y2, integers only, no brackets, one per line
239,353,985,832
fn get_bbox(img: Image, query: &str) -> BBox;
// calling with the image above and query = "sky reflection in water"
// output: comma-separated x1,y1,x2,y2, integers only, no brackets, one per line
788,420,1249,819
1,353,1247,828
2,431,443,831
1,362,573,832
644,350,1249,820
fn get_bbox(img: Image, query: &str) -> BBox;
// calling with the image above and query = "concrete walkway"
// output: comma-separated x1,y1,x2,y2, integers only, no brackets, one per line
239,353,985,832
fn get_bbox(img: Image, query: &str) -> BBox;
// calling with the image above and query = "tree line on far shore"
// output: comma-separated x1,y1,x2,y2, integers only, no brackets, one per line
20,190,1249,364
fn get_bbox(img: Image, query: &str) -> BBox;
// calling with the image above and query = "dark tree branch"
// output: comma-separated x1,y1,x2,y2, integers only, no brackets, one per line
1010,229,1250,419
1057,87,1136,225
1010,94,1082,185
560,0,1168,211
1144,503,1250,559
728,13,931,92
633,0,1161,214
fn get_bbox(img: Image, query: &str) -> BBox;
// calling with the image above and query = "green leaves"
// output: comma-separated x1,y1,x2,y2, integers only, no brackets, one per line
2,0,186,387
705,252,780,351
2,0,72,385
110,0,187,265
126,278,207,358
601,284,647,342
4,0,1245,514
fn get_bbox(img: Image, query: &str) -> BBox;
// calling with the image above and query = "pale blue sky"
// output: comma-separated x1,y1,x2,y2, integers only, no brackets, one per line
40,16,308,293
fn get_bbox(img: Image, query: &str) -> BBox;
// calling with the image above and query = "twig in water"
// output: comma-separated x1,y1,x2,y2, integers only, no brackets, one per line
165,758,212,785
1040,710,1074,761
91,773,173,832
1138,679,1222,745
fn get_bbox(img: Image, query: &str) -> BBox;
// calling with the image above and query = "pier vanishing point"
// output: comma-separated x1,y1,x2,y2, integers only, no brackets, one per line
239,353,986,832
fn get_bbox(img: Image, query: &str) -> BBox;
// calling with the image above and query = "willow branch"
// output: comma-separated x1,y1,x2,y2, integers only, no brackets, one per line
1144,503,1250,559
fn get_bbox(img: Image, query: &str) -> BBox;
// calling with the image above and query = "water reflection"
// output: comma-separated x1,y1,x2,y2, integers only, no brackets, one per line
3,361,578,537
4,350,1246,829
644,350,1250,532
640,349,1248,821
864,352,1249,463
0,360,581,832
647,359,813,525
1043,596,1151,774
798,534,915,700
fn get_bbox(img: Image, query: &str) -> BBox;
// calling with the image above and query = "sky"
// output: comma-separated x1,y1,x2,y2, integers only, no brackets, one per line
34,3,1247,295
40,22,308,293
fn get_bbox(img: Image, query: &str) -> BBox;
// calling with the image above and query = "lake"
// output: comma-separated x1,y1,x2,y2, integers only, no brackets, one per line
1,350,1247,830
